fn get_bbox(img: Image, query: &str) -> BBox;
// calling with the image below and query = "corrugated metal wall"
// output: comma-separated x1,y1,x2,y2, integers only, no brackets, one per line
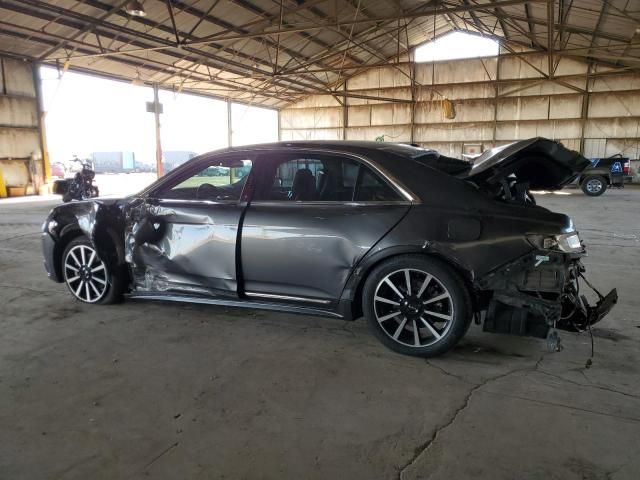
0,55,44,191
281,50,640,160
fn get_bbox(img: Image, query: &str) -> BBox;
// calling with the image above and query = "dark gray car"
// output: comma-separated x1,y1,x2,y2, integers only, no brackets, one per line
41,138,617,357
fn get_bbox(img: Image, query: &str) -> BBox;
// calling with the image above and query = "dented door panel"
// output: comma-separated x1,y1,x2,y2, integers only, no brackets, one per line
125,199,243,297
240,203,410,301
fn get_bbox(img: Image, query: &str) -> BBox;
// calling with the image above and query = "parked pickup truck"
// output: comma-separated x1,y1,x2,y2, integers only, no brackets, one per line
579,155,631,196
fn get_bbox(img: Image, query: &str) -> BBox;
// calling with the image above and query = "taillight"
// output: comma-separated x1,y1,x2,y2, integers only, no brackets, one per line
623,161,630,175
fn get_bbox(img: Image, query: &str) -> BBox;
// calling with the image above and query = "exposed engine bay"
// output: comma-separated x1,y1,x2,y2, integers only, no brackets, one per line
476,249,618,344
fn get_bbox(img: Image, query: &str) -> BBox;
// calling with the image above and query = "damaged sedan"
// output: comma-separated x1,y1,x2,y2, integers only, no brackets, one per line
41,138,617,357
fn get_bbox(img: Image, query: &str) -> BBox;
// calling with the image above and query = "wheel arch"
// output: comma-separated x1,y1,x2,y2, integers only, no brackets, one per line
53,225,84,281
579,171,610,185
341,246,476,320
54,225,127,287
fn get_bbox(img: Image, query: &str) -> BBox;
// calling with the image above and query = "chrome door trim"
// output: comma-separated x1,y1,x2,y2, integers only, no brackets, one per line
129,293,342,318
245,291,332,305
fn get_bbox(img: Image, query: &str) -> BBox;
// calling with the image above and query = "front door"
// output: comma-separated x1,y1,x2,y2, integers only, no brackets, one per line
125,153,254,297
240,150,411,305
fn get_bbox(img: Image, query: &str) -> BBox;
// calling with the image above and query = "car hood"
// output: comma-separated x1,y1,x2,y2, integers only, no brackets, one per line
463,137,591,190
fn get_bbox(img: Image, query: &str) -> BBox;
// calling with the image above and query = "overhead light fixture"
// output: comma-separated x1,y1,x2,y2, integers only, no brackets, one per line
125,0,146,17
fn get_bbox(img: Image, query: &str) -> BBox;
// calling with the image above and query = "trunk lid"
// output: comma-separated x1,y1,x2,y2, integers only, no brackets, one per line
464,137,591,190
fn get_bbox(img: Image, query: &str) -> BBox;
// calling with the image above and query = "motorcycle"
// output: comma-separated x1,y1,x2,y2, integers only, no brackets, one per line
53,161,100,202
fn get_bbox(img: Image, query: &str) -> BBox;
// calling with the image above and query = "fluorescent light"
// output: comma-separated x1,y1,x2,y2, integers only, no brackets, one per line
125,1,146,17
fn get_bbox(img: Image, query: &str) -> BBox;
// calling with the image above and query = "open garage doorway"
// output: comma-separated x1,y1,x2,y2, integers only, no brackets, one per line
40,67,278,197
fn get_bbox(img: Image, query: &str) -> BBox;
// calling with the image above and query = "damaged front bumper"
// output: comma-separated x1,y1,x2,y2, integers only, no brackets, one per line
477,250,618,339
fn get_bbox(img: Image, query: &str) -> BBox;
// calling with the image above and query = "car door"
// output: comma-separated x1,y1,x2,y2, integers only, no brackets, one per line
125,153,254,298
240,149,413,305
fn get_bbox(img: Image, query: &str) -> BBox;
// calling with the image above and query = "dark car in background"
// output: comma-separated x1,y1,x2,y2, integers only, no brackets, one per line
579,155,631,196
41,138,617,357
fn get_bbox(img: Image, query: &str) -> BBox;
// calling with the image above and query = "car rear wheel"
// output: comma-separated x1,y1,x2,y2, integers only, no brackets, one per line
62,237,122,304
362,255,471,357
581,175,607,196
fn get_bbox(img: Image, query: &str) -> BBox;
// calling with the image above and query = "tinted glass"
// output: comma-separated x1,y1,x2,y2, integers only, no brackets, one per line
255,154,401,202
159,159,252,201
354,167,401,201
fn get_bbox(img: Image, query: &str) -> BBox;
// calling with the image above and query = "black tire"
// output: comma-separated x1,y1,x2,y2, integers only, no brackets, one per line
61,236,123,304
362,255,472,358
581,175,607,196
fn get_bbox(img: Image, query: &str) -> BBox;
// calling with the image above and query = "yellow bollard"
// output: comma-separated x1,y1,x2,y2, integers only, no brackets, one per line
0,169,7,198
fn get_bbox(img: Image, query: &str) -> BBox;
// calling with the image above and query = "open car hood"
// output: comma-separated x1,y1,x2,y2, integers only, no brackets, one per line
463,138,591,190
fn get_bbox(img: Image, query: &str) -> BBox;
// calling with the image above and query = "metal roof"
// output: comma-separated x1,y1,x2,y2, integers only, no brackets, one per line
0,0,638,108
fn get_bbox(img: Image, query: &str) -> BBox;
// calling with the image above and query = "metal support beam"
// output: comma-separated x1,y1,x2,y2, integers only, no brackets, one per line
153,84,164,178
409,46,416,144
524,2,535,47
277,109,282,141
13,0,330,97
32,61,50,186
227,98,233,147
547,0,554,78
579,64,591,155
0,25,293,104
37,0,129,60
165,0,182,46
48,0,544,60
342,84,348,140
493,51,500,147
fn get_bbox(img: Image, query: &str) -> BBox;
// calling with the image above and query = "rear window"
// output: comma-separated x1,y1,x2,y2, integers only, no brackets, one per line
411,154,472,176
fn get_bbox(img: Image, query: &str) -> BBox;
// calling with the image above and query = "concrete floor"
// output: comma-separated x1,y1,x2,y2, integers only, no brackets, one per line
1,187,639,480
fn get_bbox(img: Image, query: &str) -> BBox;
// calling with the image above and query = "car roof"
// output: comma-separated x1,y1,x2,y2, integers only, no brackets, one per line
225,140,433,159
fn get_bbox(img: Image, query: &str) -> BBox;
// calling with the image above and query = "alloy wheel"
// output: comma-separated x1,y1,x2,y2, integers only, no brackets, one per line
373,268,454,348
64,244,108,303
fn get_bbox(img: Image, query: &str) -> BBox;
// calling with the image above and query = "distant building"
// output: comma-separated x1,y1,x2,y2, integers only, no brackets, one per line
90,151,136,173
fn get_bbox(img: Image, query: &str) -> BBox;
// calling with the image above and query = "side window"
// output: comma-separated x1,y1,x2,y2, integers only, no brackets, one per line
255,154,401,202
256,155,360,201
354,167,402,201
158,159,252,201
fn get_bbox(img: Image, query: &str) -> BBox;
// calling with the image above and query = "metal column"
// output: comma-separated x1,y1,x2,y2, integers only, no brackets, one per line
32,62,51,187
153,84,164,177
226,98,233,147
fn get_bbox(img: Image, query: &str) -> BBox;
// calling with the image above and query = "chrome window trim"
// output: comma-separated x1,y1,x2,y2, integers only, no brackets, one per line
236,146,420,204
153,198,243,207
248,200,412,207
141,146,420,204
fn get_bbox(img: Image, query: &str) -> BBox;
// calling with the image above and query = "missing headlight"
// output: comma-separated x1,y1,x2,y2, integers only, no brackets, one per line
528,232,583,253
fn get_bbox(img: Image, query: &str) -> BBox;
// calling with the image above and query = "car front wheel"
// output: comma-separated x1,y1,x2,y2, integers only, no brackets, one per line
62,237,122,304
362,255,471,357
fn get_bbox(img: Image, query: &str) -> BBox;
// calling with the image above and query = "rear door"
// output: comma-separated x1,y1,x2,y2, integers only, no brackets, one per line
126,153,254,297
240,150,412,305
